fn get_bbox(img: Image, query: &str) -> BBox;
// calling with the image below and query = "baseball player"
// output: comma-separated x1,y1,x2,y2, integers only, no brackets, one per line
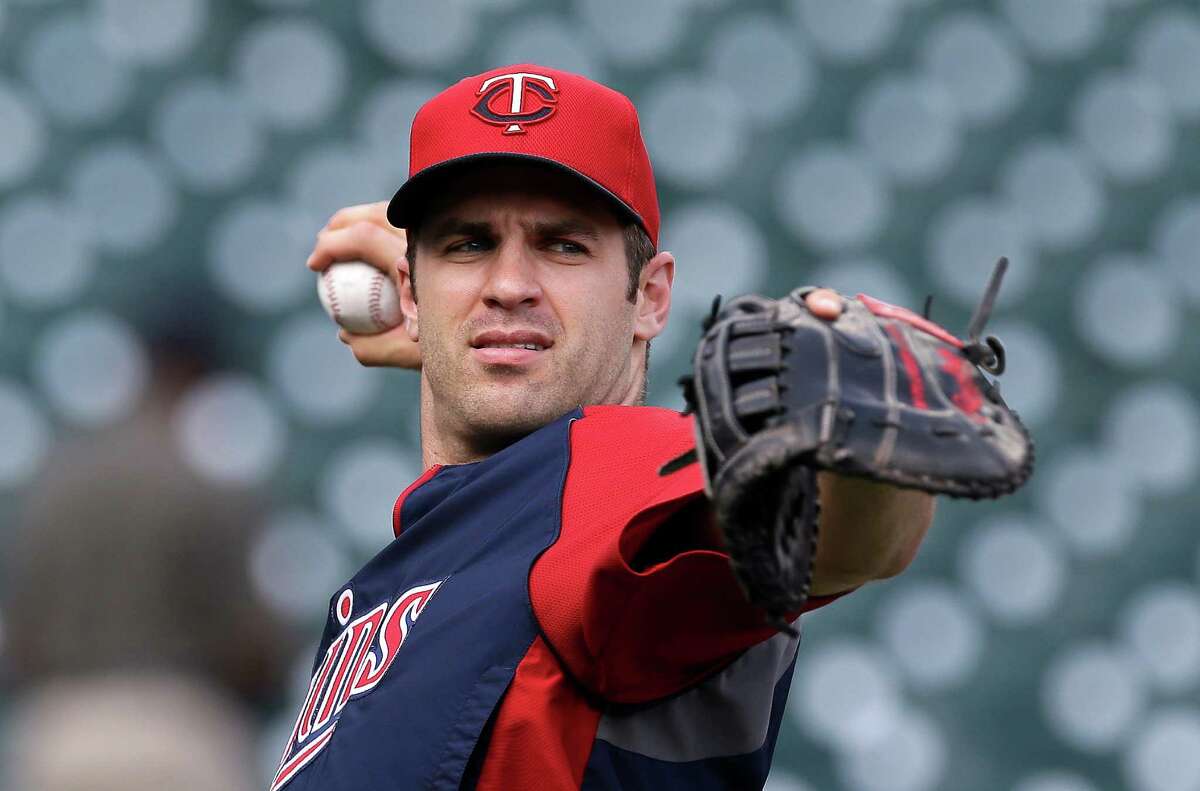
284,64,1030,790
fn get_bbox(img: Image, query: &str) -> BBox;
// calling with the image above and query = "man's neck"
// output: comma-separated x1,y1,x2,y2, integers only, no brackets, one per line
416,357,647,469
418,399,502,470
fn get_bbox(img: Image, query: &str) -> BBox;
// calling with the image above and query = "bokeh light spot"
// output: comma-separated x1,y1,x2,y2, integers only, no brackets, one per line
1118,583,1200,694
1038,446,1141,557
172,374,287,487
641,75,748,190
1072,72,1172,183
1151,196,1200,306
33,310,149,427
1000,139,1105,250
1123,708,1200,791
853,75,961,184
208,199,315,314
319,440,422,552
360,0,477,68
22,12,134,125
1104,381,1200,495
792,638,903,750
836,707,947,791
776,144,890,252
792,0,900,63
1042,643,1146,752
921,12,1028,125
0,194,95,309
706,12,814,126
1001,0,1106,59
927,198,1035,308
1075,254,1180,367
266,312,382,426
67,140,177,254
491,14,607,82
959,514,1066,625
152,79,265,191
0,380,52,488
249,510,352,625
0,78,47,188
577,0,689,66
234,18,348,130
1132,8,1200,120
876,581,984,690
93,0,207,65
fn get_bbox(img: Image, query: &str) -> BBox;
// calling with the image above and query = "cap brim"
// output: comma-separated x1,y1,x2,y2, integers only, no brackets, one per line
386,152,646,234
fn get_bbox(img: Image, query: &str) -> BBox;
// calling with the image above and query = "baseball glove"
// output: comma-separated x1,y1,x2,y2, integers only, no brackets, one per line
674,257,1033,631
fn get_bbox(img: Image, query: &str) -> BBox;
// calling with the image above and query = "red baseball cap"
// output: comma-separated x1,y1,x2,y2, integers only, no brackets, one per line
386,64,661,247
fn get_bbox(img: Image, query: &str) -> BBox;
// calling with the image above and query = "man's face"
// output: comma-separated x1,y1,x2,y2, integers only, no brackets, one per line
407,163,646,449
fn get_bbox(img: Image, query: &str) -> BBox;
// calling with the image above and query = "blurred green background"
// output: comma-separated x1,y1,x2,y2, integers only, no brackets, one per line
1,0,1199,789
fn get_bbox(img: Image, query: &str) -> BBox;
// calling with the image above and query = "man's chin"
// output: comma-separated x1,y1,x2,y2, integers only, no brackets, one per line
460,385,578,439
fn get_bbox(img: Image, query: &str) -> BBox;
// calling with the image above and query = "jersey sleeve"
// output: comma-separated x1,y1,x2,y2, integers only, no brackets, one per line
528,405,853,706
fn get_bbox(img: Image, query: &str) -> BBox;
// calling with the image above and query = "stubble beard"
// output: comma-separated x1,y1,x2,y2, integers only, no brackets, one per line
420,320,635,454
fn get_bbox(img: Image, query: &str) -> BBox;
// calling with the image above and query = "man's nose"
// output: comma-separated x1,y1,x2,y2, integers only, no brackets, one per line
481,240,543,310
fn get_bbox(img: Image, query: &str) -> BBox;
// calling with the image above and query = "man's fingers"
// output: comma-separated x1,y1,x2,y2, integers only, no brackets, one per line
338,325,422,370
307,221,407,273
805,288,844,320
324,201,393,231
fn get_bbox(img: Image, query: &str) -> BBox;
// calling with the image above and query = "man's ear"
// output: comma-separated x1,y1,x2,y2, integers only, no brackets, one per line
634,250,674,343
396,256,419,341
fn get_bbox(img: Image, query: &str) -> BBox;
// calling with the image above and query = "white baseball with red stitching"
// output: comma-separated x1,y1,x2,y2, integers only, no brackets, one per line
316,261,404,335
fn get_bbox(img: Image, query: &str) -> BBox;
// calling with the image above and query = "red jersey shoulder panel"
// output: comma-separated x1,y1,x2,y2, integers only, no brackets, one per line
529,405,853,704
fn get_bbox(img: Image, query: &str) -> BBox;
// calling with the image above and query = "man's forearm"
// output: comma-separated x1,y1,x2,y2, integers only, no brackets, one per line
808,471,936,596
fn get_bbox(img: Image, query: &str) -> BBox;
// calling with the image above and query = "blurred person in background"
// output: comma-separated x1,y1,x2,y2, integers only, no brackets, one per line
5,674,258,791
1,325,293,790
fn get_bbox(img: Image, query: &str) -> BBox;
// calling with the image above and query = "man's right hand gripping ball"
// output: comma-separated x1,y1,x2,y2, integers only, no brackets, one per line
307,201,422,371
681,258,1034,629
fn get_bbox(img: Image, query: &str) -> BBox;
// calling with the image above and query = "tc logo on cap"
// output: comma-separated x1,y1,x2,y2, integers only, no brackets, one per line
471,71,558,135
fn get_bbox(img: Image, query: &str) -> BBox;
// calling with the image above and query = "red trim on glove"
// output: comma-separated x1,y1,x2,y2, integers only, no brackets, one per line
884,323,928,409
857,292,964,348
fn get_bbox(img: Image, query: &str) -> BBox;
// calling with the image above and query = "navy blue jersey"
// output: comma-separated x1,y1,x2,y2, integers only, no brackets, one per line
273,406,850,790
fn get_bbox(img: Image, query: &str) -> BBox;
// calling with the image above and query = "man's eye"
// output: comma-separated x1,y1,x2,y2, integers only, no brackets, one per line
547,240,587,254
449,239,488,253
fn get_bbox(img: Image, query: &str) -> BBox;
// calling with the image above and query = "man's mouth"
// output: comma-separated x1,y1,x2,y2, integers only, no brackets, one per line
478,342,546,351
469,330,554,366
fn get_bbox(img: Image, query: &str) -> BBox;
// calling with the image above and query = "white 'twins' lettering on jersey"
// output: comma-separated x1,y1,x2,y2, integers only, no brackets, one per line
271,581,443,791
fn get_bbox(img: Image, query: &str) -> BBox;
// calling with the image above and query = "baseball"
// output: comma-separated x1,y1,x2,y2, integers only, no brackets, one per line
317,261,404,335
